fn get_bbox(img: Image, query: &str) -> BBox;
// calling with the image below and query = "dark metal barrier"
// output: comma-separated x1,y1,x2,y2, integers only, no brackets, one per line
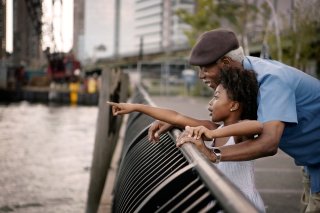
112,85,259,213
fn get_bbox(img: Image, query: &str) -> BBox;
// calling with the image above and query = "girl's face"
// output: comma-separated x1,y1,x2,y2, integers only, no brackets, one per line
208,84,234,122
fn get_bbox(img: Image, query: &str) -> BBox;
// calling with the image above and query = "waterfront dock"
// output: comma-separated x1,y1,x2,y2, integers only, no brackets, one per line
0,86,99,105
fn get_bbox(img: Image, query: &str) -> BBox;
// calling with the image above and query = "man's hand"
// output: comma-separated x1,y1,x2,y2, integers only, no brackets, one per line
106,101,135,116
148,120,172,143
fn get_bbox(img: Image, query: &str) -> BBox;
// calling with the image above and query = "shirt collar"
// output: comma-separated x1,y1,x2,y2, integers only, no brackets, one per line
242,56,253,70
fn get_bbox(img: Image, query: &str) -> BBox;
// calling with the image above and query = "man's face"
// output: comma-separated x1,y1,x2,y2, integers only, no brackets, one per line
198,62,221,89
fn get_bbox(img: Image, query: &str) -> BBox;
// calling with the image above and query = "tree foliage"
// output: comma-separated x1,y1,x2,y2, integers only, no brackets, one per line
266,0,320,73
176,0,320,77
176,0,258,53
175,0,221,46
215,0,258,54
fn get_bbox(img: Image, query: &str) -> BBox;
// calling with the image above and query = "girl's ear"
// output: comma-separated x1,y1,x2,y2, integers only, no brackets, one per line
230,102,240,112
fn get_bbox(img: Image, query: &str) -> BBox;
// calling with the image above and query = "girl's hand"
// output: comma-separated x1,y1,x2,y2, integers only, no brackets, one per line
176,131,214,161
106,101,135,115
185,125,214,140
176,131,205,151
148,120,172,143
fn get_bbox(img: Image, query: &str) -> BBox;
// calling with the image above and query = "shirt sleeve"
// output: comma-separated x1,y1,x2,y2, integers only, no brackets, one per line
257,74,298,124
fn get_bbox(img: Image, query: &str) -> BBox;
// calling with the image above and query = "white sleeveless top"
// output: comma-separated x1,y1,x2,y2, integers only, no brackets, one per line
213,132,266,212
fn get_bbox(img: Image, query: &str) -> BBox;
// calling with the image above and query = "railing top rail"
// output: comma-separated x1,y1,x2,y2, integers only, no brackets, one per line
171,129,258,213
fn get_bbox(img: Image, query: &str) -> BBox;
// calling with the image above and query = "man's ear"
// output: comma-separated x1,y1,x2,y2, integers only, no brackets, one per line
221,56,232,65
230,102,240,112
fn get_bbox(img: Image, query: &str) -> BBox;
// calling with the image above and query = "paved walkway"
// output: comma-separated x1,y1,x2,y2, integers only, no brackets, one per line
151,95,302,213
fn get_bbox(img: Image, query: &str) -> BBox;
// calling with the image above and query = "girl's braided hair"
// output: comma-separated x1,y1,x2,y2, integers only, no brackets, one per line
219,67,258,120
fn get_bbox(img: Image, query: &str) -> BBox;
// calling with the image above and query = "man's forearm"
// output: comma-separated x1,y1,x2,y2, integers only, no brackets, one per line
217,121,284,161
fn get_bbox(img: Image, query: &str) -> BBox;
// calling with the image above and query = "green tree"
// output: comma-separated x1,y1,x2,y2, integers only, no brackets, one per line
176,0,258,54
216,0,258,55
175,0,221,46
266,0,320,76
260,0,282,61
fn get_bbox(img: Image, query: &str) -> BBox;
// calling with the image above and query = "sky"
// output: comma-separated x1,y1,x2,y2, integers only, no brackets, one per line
84,0,114,59
41,0,73,52
84,0,135,59
6,0,73,53
6,0,12,52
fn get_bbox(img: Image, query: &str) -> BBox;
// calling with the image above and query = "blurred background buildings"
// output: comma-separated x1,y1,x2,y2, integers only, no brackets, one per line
134,0,194,54
73,0,85,61
0,0,319,95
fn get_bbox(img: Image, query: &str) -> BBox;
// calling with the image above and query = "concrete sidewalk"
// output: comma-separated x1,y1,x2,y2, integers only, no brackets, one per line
151,95,302,213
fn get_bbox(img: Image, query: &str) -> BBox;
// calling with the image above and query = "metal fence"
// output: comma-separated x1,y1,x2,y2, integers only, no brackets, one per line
112,85,259,213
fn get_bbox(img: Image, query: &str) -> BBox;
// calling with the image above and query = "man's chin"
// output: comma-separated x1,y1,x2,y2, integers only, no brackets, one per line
208,82,216,89
203,81,211,87
203,80,216,88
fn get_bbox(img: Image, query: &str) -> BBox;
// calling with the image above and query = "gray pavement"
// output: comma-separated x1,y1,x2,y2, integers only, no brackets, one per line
151,95,302,213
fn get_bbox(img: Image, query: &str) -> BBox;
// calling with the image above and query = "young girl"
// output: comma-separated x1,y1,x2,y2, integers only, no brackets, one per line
107,67,265,212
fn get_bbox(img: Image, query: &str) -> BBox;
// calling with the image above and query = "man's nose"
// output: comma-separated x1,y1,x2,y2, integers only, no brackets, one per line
207,99,213,111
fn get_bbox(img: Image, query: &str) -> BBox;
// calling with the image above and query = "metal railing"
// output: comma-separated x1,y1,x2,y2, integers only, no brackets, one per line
112,85,259,213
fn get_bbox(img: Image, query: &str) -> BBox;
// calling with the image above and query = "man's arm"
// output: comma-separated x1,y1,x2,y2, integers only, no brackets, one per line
177,121,285,162
219,121,285,161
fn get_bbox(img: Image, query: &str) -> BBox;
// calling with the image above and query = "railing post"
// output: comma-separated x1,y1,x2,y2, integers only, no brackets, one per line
86,67,128,213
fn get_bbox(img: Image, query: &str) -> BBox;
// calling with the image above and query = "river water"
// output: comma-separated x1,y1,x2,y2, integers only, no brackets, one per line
0,102,98,213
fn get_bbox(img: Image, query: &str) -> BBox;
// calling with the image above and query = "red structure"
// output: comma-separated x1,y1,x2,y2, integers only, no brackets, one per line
47,52,81,82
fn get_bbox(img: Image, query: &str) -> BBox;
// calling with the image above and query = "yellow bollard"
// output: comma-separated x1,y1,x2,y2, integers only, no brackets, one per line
69,81,80,105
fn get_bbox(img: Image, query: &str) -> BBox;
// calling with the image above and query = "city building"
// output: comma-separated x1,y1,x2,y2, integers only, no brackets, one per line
134,0,194,54
12,0,44,69
73,0,85,61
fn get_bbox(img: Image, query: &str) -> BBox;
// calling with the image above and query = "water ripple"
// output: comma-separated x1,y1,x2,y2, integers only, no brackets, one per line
0,103,98,213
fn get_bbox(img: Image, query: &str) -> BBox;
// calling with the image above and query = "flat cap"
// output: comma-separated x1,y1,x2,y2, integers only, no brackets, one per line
189,29,239,66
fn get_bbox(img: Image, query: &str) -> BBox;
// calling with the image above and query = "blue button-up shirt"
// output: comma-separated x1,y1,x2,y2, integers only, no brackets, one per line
243,56,320,192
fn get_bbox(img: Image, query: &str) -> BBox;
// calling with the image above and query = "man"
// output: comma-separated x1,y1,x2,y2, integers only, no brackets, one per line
148,28,320,212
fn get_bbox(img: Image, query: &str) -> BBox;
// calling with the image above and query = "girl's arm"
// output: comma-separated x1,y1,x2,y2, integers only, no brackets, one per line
186,120,263,140
107,101,217,130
